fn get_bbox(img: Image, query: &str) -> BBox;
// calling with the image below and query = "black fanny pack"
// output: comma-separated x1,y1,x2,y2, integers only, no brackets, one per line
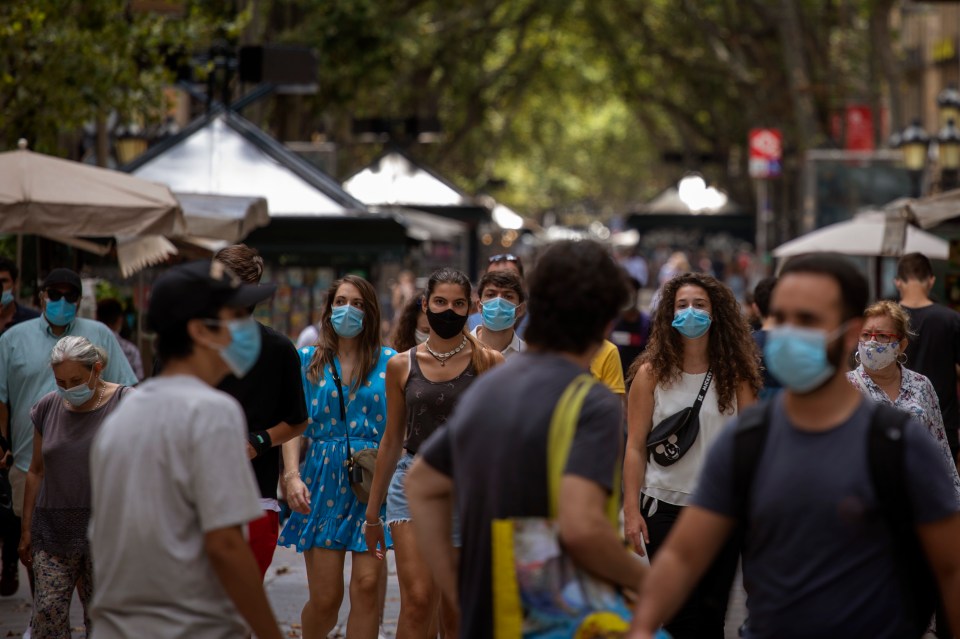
646,369,713,467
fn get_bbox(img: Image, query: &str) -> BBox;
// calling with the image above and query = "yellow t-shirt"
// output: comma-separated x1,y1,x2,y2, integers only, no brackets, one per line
590,340,625,395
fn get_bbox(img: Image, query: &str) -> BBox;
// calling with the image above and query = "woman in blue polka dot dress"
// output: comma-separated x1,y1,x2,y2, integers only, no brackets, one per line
279,274,393,639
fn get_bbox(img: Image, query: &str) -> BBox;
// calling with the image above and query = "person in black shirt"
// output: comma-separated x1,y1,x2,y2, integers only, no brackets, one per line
896,252,960,467
0,256,38,596
611,276,651,378
214,245,308,578
750,276,781,400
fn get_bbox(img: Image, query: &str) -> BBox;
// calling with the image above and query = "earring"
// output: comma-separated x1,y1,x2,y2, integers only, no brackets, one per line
897,352,907,365
854,350,861,365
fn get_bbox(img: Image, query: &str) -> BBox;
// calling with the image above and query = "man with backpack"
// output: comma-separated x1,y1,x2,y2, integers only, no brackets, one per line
629,254,960,639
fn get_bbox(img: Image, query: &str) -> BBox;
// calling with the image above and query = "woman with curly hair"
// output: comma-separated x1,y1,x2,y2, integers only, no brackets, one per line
390,291,429,353
624,272,761,639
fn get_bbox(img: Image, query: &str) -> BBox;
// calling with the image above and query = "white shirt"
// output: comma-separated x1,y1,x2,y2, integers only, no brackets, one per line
89,375,263,639
470,325,525,359
642,371,736,507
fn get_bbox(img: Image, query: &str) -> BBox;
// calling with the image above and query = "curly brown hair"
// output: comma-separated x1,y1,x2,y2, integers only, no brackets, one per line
628,272,761,413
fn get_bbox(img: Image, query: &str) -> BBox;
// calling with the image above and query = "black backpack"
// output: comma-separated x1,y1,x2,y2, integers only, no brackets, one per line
732,400,940,638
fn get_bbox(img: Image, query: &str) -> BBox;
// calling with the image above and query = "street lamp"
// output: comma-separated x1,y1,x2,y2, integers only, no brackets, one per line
938,86,960,127
939,119,960,191
900,119,930,197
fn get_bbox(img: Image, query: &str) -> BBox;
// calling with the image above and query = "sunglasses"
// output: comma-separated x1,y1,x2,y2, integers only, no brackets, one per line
45,289,80,304
859,331,901,345
489,254,519,264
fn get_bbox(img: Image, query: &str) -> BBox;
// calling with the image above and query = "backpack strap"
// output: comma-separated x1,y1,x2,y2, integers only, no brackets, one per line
731,399,775,523
867,403,939,637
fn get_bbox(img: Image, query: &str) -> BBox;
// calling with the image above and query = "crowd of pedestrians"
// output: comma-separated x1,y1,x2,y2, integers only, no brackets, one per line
0,244,958,639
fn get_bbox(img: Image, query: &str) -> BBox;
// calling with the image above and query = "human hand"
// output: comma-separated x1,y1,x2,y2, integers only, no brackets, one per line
624,508,650,557
285,476,311,514
246,441,257,460
18,531,31,567
0,450,11,471
364,518,386,560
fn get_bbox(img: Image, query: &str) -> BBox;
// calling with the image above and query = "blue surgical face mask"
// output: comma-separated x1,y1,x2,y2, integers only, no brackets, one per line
44,298,77,327
672,307,712,339
331,304,364,338
1,290,13,307
480,297,517,332
215,317,262,378
764,324,845,393
56,368,96,406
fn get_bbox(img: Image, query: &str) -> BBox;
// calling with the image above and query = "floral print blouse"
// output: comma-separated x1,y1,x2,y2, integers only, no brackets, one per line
847,365,960,499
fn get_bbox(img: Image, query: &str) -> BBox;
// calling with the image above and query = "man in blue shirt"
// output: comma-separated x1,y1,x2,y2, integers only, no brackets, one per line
0,268,136,598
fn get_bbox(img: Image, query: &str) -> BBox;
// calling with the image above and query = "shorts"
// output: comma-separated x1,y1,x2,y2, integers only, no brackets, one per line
9,465,25,518
387,452,461,547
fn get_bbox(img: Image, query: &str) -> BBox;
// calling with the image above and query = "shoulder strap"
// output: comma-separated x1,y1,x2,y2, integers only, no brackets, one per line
731,399,774,523
689,369,714,417
867,403,938,636
546,375,620,524
330,364,351,455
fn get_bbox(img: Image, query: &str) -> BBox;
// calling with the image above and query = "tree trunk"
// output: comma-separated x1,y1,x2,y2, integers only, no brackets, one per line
776,0,821,149
870,1,900,139
95,112,109,168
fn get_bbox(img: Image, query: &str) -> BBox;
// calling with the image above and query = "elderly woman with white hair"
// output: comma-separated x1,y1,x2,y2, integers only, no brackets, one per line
18,336,133,639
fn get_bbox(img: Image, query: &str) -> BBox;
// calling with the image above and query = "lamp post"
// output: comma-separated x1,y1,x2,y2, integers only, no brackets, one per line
900,119,930,198
938,118,960,192
937,85,960,127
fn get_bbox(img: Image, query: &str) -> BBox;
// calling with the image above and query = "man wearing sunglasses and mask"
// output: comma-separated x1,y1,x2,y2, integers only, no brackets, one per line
0,268,136,601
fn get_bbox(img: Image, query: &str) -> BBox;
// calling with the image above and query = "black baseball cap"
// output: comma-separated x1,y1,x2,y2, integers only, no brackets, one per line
42,268,82,293
147,260,276,333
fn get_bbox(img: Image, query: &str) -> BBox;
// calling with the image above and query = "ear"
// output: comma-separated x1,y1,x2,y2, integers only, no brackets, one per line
186,318,216,348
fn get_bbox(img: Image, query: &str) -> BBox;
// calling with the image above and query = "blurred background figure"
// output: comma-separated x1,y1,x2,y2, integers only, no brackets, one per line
96,299,143,382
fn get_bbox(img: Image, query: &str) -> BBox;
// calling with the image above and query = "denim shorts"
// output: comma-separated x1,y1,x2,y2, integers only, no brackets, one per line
387,452,461,547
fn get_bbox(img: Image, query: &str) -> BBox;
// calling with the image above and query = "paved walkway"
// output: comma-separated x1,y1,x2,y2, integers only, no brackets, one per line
0,546,746,638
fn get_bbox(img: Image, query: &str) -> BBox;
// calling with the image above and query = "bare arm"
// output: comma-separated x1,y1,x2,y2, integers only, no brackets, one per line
559,475,646,591
281,434,310,515
736,380,758,413
405,457,458,600
918,514,960,635
249,419,309,460
628,506,736,637
18,432,43,566
624,363,655,554
364,352,410,556
204,525,282,639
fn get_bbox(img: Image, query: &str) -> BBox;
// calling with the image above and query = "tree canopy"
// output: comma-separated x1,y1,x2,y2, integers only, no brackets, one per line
0,0,901,218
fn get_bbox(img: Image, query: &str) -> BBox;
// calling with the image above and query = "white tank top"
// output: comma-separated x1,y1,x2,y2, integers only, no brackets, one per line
642,371,737,506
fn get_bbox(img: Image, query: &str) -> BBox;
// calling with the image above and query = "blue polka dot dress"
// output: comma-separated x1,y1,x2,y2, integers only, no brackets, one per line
278,346,394,552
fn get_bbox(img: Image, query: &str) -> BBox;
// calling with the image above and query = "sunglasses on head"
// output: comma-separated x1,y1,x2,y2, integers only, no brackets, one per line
45,289,80,304
489,254,518,264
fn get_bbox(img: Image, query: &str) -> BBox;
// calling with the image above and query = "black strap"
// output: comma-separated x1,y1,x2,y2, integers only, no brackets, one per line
689,369,714,417
330,364,352,462
731,399,773,523
867,404,938,637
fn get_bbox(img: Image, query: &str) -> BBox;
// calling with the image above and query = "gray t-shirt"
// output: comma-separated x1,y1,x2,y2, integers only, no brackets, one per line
89,375,263,639
692,396,960,639
419,352,623,639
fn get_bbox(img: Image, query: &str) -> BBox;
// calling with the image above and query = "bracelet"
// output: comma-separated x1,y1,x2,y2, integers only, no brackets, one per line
283,470,300,481
361,518,385,532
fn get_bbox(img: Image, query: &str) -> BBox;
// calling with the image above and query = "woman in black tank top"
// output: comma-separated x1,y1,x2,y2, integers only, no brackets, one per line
364,268,502,639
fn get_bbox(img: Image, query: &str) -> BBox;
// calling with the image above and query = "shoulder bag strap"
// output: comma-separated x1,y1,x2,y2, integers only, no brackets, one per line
546,374,620,525
330,363,351,457
689,368,714,418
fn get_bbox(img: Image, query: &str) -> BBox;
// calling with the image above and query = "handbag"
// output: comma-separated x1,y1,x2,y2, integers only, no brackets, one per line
330,365,377,503
646,369,713,467
492,374,633,639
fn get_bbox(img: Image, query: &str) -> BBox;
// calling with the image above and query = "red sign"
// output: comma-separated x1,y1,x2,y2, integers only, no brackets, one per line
749,128,782,178
844,105,874,151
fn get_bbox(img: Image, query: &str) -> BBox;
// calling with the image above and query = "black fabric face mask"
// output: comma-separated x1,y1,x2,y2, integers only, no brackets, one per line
426,308,468,339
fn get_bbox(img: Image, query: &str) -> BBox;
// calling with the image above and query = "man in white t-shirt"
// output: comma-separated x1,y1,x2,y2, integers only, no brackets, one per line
89,261,282,639
470,270,526,359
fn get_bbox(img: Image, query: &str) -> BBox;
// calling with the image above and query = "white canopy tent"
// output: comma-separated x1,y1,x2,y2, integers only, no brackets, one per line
772,211,948,259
